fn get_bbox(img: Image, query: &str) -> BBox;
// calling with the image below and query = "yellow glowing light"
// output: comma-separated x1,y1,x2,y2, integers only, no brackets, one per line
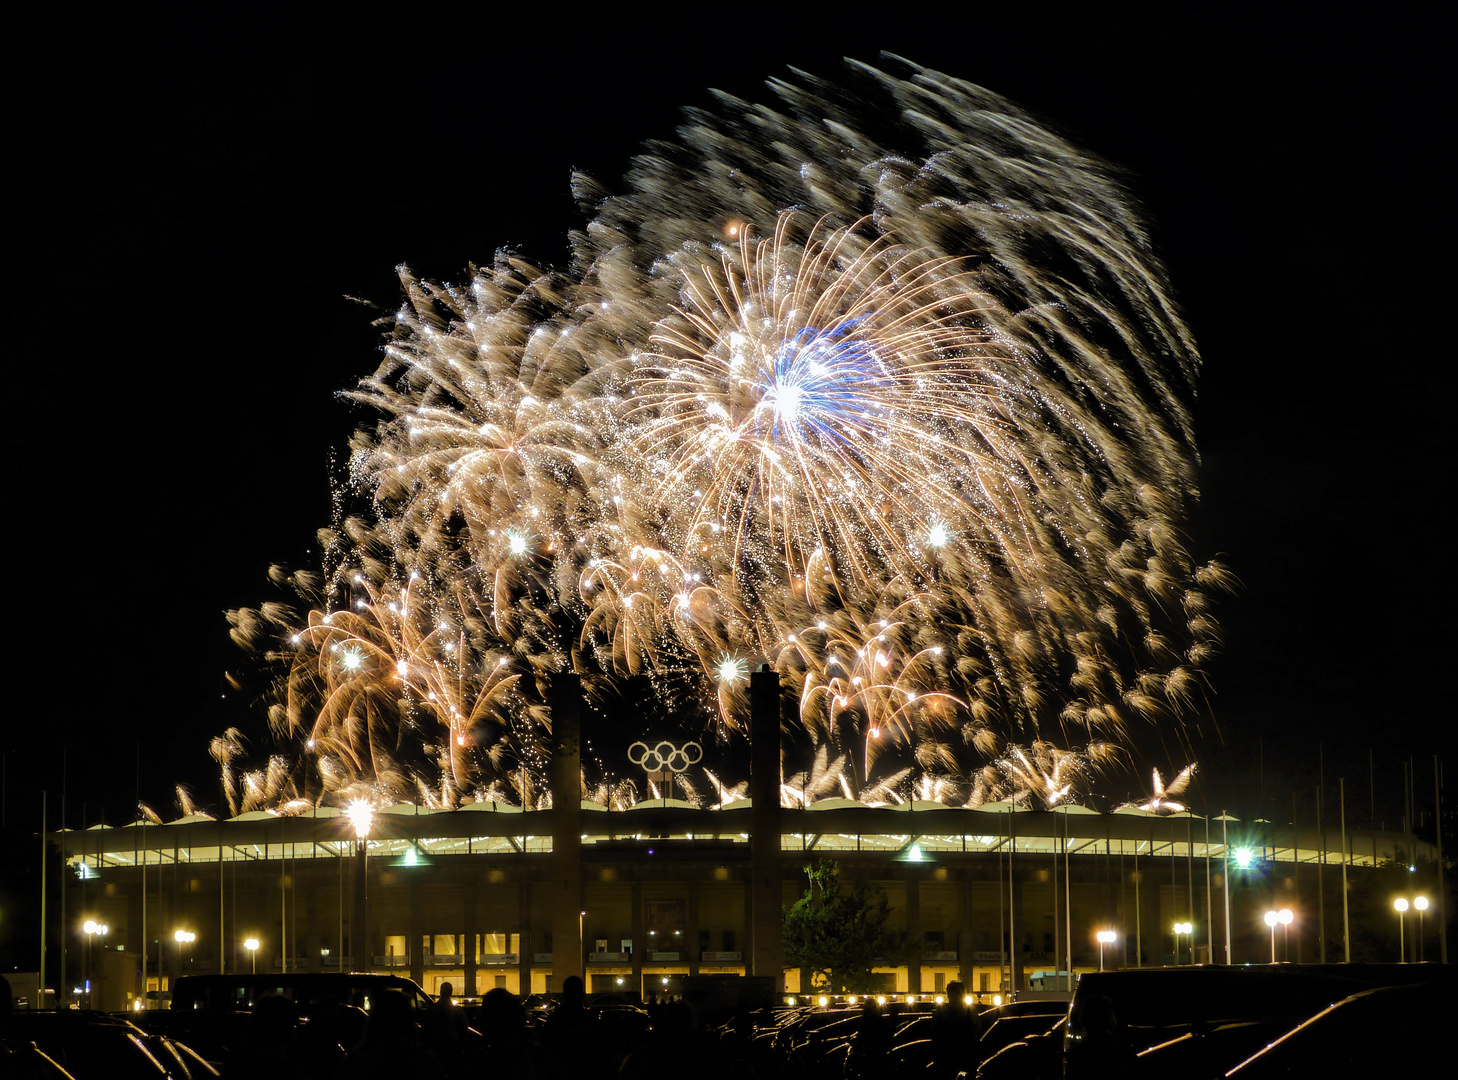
818,995,828,1007
346,799,374,840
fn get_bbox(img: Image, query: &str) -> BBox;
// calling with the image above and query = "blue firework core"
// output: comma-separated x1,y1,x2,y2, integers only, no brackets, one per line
759,318,888,442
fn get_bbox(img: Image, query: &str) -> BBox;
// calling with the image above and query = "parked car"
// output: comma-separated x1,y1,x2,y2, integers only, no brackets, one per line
138,972,438,1064
1224,982,1447,1077
4,1009,217,1080
1065,964,1457,1080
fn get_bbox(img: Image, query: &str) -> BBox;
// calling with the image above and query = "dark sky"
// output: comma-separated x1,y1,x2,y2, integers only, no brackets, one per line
7,4,1451,832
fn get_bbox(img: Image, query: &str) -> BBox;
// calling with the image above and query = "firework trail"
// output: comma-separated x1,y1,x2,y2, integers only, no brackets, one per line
1116,763,1198,814
220,58,1228,814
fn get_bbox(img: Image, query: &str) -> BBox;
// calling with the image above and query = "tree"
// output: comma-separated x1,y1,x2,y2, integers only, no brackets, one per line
783,858,896,993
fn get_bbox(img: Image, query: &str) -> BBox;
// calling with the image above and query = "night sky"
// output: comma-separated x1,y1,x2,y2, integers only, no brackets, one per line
8,4,1450,834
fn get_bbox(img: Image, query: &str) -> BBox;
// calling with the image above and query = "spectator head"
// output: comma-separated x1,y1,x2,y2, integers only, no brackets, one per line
369,990,416,1042
562,975,585,1005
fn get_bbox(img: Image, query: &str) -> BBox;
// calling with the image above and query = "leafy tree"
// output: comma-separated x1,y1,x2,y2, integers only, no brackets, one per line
783,858,896,992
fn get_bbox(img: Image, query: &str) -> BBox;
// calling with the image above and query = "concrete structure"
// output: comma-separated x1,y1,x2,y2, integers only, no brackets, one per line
55,797,1432,1008
51,661,1441,1006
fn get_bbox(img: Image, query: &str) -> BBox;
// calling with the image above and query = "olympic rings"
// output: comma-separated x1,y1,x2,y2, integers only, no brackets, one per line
627,740,703,774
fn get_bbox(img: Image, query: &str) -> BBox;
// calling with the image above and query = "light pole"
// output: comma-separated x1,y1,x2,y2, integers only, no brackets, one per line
347,800,374,973
1394,898,1409,962
244,937,259,975
1096,930,1116,972
1173,922,1192,966
174,929,196,980
1414,897,1429,962
83,920,109,1008
1263,911,1279,963
1278,909,1293,961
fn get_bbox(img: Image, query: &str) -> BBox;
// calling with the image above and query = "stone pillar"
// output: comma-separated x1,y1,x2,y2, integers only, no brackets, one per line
1010,874,1026,993
303,881,319,973
749,666,783,986
957,877,971,989
517,875,532,997
408,875,424,987
687,878,700,977
351,844,368,973
906,872,922,994
631,878,644,998
550,672,584,993
463,884,478,997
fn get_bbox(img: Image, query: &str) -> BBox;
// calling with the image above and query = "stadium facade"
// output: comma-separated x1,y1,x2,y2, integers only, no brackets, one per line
53,675,1435,1010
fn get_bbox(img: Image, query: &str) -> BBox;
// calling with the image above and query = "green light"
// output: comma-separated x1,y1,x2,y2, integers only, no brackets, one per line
1233,847,1254,869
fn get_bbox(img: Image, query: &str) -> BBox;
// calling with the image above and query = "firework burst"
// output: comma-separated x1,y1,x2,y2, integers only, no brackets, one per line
216,59,1228,814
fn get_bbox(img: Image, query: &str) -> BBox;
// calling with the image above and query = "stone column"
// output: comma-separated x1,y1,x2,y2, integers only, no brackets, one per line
687,878,700,977
463,884,478,997
906,871,922,995
517,875,532,997
351,844,367,973
749,666,782,986
408,875,424,987
958,876,975,989
631,878,644,999
550,672,583,993
1010,873,1026,993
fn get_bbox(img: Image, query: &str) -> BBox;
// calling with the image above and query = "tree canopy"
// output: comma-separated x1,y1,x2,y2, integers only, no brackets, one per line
783,858,897,992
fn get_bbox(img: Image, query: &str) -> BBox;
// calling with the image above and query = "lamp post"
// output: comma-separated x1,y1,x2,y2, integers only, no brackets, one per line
174,929,196,983
244,937,259,975
1096,930,1116,972
347,800,374,973
1172,922,1192,966
1263,911,1279,964
1413,897,1429,962
1278,909,1293,961
1394,898,1409,962
83,920,109,1008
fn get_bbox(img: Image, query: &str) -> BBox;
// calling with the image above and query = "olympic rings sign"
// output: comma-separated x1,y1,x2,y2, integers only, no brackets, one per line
627,740,703,774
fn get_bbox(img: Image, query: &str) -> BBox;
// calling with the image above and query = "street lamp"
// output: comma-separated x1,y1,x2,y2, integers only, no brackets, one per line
1413,897,1429,962
83,920,109,1008
1263,911,1279,963
347,800,374,974
1278,909,1293,961
174,929,196,977
244,937,260,975
1096,930,1117,971
1172,922,1192,965
1394,898,1409,962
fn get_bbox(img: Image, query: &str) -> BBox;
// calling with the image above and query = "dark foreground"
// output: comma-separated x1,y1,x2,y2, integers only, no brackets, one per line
4,963,1451,1080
